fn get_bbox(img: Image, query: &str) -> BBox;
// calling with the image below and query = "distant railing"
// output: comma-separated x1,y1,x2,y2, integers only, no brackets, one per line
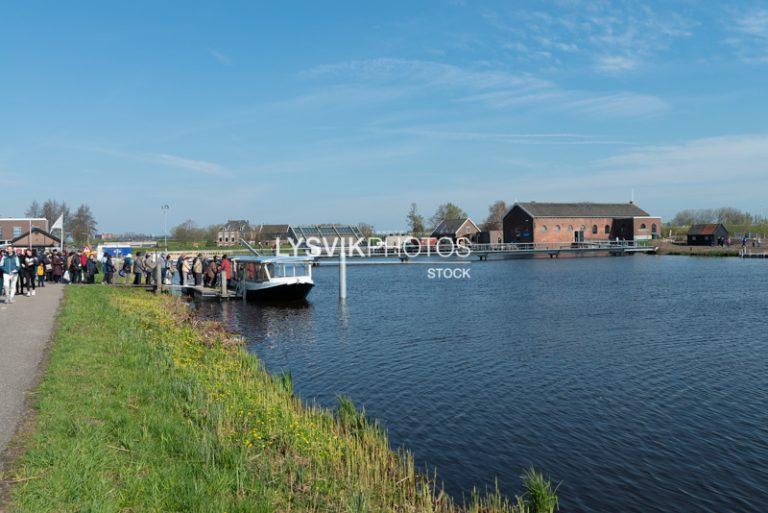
469,240,641,253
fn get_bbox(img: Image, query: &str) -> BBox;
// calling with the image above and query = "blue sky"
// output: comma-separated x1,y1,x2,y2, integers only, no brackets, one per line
2,1,768,233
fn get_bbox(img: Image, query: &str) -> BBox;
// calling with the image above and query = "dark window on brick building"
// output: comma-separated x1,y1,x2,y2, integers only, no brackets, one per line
592,225,598,234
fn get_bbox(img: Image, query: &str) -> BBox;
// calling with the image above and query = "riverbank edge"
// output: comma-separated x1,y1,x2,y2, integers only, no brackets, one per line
655,242,742,257
2,287,556,513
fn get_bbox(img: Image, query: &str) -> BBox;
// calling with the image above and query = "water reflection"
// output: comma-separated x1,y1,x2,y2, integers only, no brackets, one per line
194,256,768,513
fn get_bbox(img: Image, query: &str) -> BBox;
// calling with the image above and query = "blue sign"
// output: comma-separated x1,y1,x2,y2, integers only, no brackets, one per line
103,246,132,258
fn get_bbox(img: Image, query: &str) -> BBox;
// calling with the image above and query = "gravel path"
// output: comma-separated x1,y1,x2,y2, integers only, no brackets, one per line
0,284,63,462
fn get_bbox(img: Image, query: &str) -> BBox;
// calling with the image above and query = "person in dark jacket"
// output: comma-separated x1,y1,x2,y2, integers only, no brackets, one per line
85,255,98,284
102,254,115,284
52,251,64,283
69,251,83,284
21,249,36,296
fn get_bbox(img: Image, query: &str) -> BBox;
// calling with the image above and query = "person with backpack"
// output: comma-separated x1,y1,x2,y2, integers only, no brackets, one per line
1,246,21,304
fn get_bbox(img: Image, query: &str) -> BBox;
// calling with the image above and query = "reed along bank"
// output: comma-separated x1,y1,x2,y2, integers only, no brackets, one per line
2,287,557,513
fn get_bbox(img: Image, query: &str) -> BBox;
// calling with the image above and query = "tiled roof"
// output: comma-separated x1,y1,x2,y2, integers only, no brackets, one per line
688,224,727,236
431,218,475,236
515,202,651,218
222,220,251,231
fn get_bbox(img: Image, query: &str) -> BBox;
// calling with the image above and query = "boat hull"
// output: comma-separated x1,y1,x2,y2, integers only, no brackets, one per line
244,282,314,301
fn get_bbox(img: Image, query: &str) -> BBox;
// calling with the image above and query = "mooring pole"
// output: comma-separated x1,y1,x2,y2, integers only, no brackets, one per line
339,238,347,300
220,269,227,298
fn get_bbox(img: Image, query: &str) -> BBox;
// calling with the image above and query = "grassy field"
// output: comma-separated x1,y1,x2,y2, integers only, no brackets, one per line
2,287,557,512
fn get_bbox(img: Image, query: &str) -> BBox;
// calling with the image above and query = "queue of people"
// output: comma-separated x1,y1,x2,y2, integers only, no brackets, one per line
1,247,64,304
1,247,236,305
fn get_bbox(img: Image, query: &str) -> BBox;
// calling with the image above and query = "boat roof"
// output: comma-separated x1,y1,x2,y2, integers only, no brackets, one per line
235,255,314,264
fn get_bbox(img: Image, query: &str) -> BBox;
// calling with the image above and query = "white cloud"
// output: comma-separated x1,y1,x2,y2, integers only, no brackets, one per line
593,55,640,74
78,146,231,177
728,8,768,63
566,92,667,118
487,2,693,74
304,57,548,91
734,8,768,39
594,134,768,184
153,154,229,176
208,48,232,65
300,57,666,118
371,127,631,145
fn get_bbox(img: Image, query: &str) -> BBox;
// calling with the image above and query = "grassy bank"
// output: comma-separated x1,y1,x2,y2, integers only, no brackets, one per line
3,287,557,512
655,241,743,257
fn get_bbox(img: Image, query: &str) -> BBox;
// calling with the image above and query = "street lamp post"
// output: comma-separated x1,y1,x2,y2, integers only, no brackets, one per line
161,205,170,252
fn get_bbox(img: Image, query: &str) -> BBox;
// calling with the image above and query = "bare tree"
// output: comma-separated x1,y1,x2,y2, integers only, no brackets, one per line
357,222,375,238
481,200,507,231
171,219,207,243
25,200,42,218
406,203,425,235
69,204,98,245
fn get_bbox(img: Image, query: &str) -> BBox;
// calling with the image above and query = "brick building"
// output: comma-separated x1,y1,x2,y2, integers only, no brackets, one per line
0,218,57,248
503,202,661,244
217,220,254,246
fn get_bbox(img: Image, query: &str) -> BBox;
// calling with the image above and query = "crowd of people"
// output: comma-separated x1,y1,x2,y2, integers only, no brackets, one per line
1,246,234,305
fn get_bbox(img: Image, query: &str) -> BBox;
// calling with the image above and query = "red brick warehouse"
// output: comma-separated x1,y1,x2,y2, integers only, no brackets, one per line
502,202,662,244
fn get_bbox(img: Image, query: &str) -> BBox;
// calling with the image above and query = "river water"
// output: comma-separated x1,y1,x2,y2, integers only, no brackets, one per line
195,255,768,512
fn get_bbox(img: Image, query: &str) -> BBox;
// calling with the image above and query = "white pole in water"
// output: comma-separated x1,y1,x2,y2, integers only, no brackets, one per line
220,269,227,298
339,237,347,300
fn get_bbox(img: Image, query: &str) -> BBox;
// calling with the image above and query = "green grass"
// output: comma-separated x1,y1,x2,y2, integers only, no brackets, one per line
4,287,558,512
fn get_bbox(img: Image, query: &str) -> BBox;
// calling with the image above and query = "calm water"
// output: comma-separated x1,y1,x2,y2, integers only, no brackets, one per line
196,256,768,512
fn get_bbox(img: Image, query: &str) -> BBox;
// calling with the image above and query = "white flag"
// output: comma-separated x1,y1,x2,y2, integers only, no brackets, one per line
51,215,63,231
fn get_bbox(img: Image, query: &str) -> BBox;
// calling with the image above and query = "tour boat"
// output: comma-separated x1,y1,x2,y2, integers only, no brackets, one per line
234,255,314,301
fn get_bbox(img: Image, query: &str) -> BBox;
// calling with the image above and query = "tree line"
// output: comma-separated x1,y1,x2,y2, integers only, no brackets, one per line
670,207,766,227
406,200,508,235
25,199,97,246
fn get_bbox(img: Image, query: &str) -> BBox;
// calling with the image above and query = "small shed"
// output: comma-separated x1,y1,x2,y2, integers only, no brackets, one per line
687,224,729,246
